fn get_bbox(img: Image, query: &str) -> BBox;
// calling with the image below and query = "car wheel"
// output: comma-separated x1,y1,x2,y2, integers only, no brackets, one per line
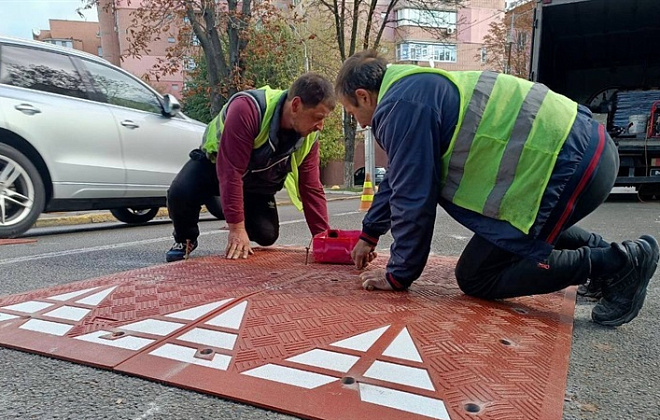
0,143,46,238
110,207,160,224
205,196,225,220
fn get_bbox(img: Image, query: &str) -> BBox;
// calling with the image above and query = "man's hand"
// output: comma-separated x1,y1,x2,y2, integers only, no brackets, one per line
351,239,378,269
225,222,254,259
360,269,393,291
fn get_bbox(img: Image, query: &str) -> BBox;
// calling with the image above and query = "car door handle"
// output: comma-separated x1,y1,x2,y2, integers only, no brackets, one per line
14,104,41,115
120,120,140,129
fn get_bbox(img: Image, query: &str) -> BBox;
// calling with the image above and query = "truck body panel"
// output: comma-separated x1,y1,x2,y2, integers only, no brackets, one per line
529,0,660,196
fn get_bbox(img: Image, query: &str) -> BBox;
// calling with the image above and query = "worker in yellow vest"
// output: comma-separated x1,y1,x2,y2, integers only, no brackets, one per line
166,73,335,262
336,50,658,327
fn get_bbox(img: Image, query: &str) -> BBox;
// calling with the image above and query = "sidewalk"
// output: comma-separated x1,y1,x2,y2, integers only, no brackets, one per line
35,189,360,228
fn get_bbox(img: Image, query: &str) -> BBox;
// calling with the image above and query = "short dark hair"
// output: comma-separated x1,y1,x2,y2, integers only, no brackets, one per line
335,50,388,106
289,72,336,109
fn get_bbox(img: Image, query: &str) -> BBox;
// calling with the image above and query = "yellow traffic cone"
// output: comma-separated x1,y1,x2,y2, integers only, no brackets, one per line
359,173,374,212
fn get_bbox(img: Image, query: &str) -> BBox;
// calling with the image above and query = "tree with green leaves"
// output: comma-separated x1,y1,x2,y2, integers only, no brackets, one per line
304,0,465,186
480,2,534,78
180,17,305,123
88,0,306,116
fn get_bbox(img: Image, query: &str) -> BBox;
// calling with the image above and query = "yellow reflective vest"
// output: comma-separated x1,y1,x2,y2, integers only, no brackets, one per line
201,87,318,211
378,65,578,233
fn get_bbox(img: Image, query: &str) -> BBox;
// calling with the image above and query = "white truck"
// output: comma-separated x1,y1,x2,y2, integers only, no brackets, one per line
529,0,660,199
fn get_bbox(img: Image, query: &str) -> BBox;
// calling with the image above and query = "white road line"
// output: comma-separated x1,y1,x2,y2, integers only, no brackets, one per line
0,218,308,266
333,211,361,216
0,235,181,266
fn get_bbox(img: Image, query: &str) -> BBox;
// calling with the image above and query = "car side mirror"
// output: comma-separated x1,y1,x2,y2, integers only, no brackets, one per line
161,94,181,117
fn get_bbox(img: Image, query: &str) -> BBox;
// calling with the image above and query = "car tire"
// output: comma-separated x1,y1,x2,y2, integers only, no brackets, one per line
0,143,46,238
205,196,225,220
110,207,160,224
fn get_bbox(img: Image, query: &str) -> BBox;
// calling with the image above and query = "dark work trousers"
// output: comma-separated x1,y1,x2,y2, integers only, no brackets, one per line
455,133,619,300
167,151,279,246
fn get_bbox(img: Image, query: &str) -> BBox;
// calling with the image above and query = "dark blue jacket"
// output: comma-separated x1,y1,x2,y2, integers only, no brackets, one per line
360,73,605,289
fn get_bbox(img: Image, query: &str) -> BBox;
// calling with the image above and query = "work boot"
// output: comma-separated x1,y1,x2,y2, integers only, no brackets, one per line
592,235,659,327
166,240,198,262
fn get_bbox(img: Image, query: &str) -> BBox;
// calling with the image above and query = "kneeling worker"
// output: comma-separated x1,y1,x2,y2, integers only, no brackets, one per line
166,73,336,262
337,50,658,327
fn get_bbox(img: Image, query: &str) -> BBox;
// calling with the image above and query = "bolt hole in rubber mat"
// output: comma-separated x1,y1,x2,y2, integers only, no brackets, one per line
0,247,574,420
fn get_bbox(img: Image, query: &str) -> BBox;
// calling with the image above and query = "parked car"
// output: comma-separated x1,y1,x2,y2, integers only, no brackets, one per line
0,36,221,238
354,166,386,186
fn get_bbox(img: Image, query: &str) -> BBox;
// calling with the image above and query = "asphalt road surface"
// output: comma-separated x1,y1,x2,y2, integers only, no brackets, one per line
0,194,658,420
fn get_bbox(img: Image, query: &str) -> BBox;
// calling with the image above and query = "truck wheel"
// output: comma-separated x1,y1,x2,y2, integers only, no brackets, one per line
0,143,46,238
205,196,225,220
637,184,659,202
110,207,159,224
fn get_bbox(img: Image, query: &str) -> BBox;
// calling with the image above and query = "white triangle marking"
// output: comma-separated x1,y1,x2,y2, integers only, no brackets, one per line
330,325,390,352
150,343,232,370
0,313,19,322
20,319,72,336
2,301,53,313
382,327,423,362
121,319,185,336
43,306,90,321
364,360,434,391
359,383,450,420
48,287,99,301
287,349,359,373
206,301,247,330
75,330,154,350
242,364,337,389
165,299,234,320
76,287,117,306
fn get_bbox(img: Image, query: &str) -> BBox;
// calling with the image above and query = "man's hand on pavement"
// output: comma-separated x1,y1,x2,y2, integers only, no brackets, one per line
351,239,378,269
225,222,254,259
360,269,393,291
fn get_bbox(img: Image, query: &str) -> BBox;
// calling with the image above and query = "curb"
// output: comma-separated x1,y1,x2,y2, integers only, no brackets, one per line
34,195,360,228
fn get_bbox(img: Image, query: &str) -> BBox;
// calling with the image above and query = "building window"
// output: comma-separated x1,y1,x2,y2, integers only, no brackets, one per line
98,46,103,57
45,39,73,49
516,32,528,51
168,37,176,43
172,84,179,91
395,9,457,29
481,47,487,63
396,42,457,63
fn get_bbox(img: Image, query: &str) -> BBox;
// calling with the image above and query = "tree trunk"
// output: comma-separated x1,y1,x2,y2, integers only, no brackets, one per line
342,110,357,188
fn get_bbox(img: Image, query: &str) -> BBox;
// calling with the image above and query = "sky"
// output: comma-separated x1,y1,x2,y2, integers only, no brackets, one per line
0,0,98,40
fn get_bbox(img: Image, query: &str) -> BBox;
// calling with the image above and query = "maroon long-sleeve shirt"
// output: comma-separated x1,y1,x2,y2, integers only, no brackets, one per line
216,96,329,236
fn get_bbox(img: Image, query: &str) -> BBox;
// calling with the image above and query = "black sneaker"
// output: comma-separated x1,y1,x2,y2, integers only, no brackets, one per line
166,240,198,262
592,235,659,326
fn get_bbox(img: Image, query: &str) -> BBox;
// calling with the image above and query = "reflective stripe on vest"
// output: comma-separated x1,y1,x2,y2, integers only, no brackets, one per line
378,65,577,234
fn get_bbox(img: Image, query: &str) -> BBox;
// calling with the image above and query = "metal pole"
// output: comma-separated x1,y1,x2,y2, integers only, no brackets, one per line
303,41,309,72
290,25,309,72
364,128,375,189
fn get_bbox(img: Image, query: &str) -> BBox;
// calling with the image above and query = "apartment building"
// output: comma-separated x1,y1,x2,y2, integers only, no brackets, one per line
33,0,506,101
97,0,184,98
390,0,505,71
32,19,101,57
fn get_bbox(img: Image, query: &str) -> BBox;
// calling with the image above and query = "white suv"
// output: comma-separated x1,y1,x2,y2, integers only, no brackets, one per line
0,36,212,238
